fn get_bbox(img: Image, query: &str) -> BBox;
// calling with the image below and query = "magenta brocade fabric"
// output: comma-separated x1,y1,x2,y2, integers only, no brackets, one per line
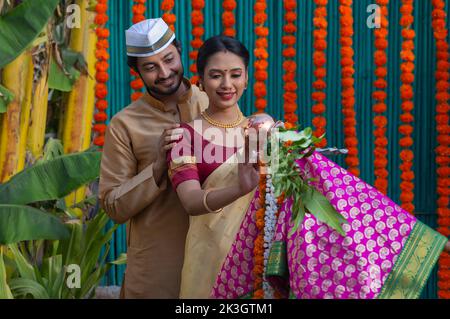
210,152,417,299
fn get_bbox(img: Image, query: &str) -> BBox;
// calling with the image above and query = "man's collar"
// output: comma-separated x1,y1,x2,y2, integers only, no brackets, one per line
141,77,193,112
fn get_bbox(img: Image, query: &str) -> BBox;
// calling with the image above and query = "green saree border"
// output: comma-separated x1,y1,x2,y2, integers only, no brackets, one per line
266,241,289,279
239,241,291,299
377,220,447,299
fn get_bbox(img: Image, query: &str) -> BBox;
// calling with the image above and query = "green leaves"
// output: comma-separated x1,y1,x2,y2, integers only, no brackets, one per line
288,199,306,237
0,205,70,244
58,210,118,299
0,151,102,205
0,249,13,299
0,84,14,113
110,253,127,266
48,51,82,92
0,0,61,68
303,189,347,236
9,278,50,299
271,126,347,236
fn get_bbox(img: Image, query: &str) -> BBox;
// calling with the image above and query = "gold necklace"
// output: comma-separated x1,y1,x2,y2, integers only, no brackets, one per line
201,109,244,128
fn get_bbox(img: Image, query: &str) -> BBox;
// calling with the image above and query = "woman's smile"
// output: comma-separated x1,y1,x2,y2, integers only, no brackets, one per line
216,91,236,101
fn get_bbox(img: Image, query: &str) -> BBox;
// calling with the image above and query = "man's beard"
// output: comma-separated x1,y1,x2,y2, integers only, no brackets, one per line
146,70,184,97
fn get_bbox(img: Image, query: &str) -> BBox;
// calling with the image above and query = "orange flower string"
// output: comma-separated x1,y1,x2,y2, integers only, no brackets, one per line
283,0,298,126
253,170,266,299
222,0,237,37
161,0,176,32
373,0,389,195
130,0,146,101
432,0,450,300
190,0,205,85
339,0,359,176
93,0,109,147
312,0,328,148
399,0,415,214
254,0,268,113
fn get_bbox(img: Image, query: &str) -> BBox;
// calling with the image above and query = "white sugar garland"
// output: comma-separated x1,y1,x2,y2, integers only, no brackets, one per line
263,173,278,299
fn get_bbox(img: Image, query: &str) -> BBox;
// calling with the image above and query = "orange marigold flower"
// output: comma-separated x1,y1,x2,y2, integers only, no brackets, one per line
192,0,205,10
93,135,105,146
161,0,175,11
96,99,108,111
95,14,109,25
94,112,108,122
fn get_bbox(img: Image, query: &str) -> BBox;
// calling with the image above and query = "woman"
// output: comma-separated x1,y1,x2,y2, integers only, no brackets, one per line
167,35,450,299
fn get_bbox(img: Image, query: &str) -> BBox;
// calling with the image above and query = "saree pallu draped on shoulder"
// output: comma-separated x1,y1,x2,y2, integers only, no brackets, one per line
179,150,256,299
210,152,447,299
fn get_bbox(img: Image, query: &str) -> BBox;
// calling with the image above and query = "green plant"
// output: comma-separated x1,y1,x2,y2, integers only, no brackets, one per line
1,210,117,299
0,138,119,299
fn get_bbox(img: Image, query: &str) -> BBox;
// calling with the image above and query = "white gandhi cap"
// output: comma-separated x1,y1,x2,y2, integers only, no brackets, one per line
125,18,175,57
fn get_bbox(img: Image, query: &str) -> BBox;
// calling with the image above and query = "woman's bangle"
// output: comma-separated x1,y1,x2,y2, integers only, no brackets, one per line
203,189,223,214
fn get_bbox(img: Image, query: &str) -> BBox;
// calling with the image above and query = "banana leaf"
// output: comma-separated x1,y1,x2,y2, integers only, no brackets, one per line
0,249,13,299
0,151,102,205
0,0,61,68
48,54,80,92
0,205,69,244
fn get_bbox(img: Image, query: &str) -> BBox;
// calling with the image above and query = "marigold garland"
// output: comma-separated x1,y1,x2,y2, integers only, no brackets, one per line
161,0,176,32
130,0,146,101
399,0,415,214
253,0,268,113
283,0,298,126
253,170,266,299
339,0,359,176
222,0,236,37
252,0,268,299
373,0,389,195
432,0,450,300
93,0,109,147
190,0,205,85
312,0,328,148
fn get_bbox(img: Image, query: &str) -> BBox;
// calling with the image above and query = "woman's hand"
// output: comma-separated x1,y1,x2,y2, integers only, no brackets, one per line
237,162,260,196
238,128,260,195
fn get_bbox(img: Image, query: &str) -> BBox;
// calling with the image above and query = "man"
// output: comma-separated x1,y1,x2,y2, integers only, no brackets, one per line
98,18,208,298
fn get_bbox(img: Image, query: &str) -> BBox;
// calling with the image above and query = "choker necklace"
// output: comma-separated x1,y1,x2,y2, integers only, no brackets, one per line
201,109,244,128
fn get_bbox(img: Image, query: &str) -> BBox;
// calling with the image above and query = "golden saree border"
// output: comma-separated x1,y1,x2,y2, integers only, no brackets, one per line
169,156,197,170
179,148,256,298
377,220,447,299
168,156,197,178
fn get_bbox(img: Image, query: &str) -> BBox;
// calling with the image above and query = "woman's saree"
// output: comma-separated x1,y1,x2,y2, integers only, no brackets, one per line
169,125,447,299
207,151,447,299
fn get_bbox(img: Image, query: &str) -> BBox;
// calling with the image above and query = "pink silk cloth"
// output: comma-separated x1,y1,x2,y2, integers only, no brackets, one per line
210,151,445,299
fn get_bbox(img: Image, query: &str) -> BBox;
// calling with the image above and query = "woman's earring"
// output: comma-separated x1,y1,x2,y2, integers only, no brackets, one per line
199,83,204,91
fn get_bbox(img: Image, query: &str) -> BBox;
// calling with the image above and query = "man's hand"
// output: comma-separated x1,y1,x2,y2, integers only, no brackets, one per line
154,124,184,184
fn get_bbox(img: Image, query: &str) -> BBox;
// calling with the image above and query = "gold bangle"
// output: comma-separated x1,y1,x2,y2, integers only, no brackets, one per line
203,189,223,214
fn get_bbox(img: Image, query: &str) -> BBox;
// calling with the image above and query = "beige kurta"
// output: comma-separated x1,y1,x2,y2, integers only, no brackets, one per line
98,79,208,298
